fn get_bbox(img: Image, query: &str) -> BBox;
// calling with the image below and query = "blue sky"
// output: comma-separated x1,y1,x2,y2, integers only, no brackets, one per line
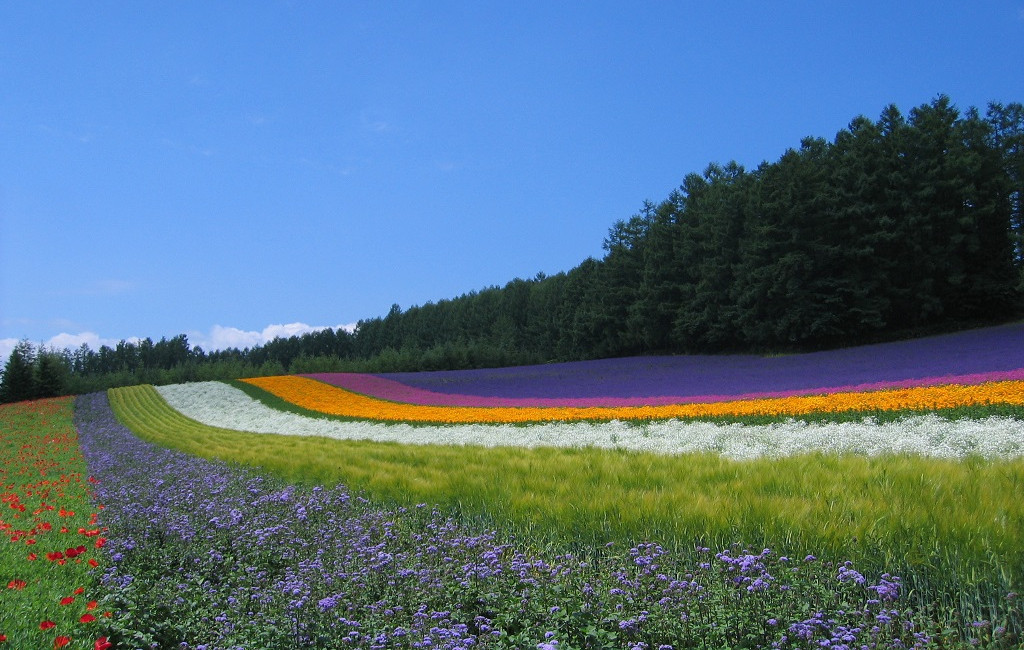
2,1,1023,359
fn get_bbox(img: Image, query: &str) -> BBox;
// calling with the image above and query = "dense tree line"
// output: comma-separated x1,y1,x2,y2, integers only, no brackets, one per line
3,97,1022,402
351,97,1024,357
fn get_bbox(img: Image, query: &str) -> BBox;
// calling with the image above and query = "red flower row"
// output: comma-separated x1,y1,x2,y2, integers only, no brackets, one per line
0,398,113,649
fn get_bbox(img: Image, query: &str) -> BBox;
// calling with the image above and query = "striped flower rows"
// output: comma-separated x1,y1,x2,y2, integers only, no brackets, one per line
305,368,1024,408
240,374,1024,424
156,381,1024,459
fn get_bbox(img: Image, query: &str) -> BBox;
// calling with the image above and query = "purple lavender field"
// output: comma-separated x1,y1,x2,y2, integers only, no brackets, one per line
303,323,1024,408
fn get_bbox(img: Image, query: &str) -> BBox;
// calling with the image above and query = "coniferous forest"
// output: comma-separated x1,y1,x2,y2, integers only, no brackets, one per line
3,96,1023,402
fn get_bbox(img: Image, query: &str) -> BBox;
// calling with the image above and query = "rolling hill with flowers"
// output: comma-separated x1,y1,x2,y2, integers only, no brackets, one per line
61,320,1022,647
3,322,1023,647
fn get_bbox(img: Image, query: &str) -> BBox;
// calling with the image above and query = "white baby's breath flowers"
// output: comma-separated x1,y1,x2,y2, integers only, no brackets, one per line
156,381,1024,460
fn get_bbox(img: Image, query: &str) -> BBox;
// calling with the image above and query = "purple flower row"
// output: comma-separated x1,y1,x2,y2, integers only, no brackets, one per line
305,368,1024,407
300,323,1024,405
74,391,939,649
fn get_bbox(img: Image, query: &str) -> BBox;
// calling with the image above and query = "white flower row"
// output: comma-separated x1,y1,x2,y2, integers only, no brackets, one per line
156,381,1024,461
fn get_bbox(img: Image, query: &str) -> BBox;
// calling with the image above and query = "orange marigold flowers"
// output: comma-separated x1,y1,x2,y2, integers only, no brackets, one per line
242,375,1024,424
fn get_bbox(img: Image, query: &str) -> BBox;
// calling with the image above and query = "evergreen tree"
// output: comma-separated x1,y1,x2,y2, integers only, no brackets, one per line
985,102,1024,281
0,340,37,403
35,349,69,398
671,162,751,350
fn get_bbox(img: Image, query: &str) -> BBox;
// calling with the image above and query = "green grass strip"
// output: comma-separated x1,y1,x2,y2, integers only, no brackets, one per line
109,384,1024,596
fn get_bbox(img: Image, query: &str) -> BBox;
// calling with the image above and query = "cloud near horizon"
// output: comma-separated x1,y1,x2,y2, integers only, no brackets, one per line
0,323,357,365
192,322,357,351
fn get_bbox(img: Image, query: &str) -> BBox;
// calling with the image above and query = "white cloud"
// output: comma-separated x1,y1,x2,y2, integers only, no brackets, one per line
1,332,130,360
0,323,357,370
0,338,18,363
190,322,357,352
46,331,136,351
200,325,263,351
0,332,134,370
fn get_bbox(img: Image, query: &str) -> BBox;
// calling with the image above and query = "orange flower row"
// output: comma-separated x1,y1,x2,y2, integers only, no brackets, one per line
241,375,1024,424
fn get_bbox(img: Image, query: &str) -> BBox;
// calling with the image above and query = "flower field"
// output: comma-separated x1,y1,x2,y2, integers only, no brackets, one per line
240,324,1024,423
155,380,1024,459
241,373,1024,423
362,323,1024,403
0,397,112,649
4,323,1023,647
77,392,945,649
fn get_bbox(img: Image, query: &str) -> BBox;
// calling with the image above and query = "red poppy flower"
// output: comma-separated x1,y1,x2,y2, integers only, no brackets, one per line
27,552,37,561
60,596,75,605
86,601,98,610
54,636,71,648
94,637,113,650
6,580,26,590
0,633,7,642
39,620,56,630
73,587,84,595
80,613,96,624
87,558,99,568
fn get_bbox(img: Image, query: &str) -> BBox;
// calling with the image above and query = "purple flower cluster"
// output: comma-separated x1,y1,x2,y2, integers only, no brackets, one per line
76,392,934,649
360,323,1024,401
